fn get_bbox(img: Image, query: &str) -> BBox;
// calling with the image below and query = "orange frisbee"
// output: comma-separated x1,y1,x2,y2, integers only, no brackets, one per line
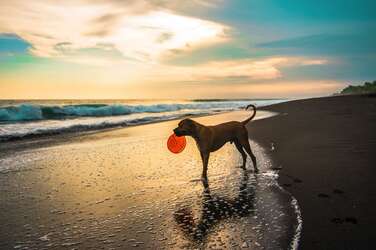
167,134,186,154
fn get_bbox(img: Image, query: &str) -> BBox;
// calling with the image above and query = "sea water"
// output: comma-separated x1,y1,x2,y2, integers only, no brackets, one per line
0,99,285,141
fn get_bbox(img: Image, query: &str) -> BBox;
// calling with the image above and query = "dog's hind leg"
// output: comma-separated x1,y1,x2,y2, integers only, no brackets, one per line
239,137,258,173
234,141,247,169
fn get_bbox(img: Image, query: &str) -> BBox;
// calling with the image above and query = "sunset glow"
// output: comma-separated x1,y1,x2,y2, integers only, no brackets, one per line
0,0,375,99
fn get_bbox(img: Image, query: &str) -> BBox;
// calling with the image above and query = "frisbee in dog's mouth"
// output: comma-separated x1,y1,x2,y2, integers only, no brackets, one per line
167,134,186,154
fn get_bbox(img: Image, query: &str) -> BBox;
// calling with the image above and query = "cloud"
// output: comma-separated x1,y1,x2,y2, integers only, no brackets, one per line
0,0,228,62
123,79,344,99
89,0,223,13
138,56,330,83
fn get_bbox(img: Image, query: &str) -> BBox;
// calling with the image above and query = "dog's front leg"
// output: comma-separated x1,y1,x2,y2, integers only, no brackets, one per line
200,151,209,180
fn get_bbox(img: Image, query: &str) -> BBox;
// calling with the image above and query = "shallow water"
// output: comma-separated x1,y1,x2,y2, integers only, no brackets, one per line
0,112,301,249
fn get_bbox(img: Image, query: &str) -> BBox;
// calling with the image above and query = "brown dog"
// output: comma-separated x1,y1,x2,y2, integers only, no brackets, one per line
173,104,258,179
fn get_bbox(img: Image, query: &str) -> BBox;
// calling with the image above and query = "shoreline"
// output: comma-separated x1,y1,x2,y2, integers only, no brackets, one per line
247,94,376,249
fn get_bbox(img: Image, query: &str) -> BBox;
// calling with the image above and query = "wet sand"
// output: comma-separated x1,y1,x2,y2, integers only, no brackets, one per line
0,110,300,249
247,94,376,249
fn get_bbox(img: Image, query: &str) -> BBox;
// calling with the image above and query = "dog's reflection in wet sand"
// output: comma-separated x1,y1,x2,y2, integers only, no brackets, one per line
174,172,255,242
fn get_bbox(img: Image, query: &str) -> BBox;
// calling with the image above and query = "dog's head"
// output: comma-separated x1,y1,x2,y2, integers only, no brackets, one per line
173,118,197,137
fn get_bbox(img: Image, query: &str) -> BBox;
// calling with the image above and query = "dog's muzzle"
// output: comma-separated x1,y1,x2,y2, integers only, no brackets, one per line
173,128,185,136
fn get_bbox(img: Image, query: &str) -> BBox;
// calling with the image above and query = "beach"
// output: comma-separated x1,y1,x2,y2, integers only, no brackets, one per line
247,94,376,249
0,110,299,249
2,0,375,248
1,95,375,249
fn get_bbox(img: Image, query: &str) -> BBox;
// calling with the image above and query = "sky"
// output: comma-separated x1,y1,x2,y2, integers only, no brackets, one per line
0,0,375,99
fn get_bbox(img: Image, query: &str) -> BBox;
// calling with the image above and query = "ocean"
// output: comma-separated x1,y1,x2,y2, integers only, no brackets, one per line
0,99,286,141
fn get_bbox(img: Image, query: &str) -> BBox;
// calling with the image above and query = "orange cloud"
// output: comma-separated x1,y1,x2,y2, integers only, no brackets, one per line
0,1,229,62
139,57,330,82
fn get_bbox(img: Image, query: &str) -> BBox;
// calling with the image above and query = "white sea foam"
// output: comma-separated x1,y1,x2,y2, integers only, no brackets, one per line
250,141,303,250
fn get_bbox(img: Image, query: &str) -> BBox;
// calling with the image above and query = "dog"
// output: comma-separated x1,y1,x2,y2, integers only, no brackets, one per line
173,104,258,179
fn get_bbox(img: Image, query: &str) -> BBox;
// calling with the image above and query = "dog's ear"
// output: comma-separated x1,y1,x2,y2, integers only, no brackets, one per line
179,119,191,127
178,119,187,127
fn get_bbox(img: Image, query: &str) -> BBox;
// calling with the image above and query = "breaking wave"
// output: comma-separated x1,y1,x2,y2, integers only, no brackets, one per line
0,100,286,141
0,102,261,122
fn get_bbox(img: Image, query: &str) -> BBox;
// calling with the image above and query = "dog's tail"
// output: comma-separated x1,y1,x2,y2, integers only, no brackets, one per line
242,104,256,125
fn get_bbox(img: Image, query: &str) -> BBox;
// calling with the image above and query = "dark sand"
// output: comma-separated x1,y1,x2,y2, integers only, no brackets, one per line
0,110,299,249
247,94,376,249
